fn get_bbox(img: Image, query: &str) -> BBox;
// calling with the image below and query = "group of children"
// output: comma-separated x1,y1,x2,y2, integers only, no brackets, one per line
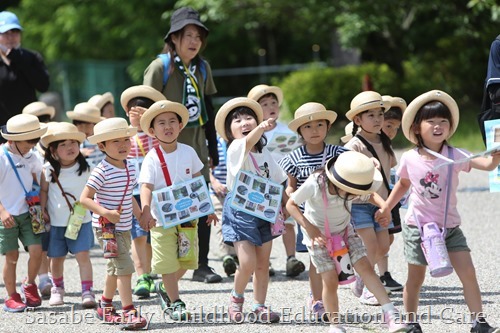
0,83,499,333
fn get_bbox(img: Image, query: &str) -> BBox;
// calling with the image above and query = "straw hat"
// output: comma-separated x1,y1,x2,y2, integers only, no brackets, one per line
288,102,337,133
120,85,165,111
382,95,407,112
345,91,390,121
402,90,459,145
325,151,382,195
22,101,56,119
139,100,189,137
247,84,284,106
164,7,208,42
87,117,137,145
340,121,358,144
1,114,47,141
215,97,263,141
66,103,103,124
40,122,86,147
88,92,114,110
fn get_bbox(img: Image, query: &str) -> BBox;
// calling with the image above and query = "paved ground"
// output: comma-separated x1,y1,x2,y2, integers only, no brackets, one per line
1,157,500,333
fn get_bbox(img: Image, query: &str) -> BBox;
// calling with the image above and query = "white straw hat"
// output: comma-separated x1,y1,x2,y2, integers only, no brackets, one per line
1,114,47,141
346,91,390,121
288,102,337,133
87,117,137,144
247,84,284,106
22,101,55,119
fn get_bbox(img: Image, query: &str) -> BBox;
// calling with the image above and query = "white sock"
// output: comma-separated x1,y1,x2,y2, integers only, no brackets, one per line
381,302,396,313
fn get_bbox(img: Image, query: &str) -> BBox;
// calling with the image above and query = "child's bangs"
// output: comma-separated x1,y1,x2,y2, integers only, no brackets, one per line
414,101,453,126
228,107,258,122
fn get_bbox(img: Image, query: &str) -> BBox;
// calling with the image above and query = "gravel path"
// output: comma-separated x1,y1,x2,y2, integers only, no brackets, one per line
1,156,499,333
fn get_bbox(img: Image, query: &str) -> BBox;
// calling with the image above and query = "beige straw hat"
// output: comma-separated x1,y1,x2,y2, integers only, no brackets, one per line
340,121,358,144
88,92,114,110
139,100,189,137
66,103,104,124
382,95,407,112
247,84,284,106
1,114,47,141
288,102,337,133
215,97,263,141
22,101,56,119
87,117,137,144
40,122,86,147
325,151,382,195
120,85,165,111
345,91,390,121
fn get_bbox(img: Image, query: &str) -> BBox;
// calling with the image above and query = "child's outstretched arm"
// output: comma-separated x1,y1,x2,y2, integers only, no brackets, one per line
244,118,276,154
286,197,326,248
470,152,500,171
80,185,121,223
378,178,411,218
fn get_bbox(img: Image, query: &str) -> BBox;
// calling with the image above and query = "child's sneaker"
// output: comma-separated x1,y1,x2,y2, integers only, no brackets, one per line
286,257,306,277
328,325,347,333
222,255,237,277
380,272,404,292
350,274,364,298
306,291,326,321
470,318,500,333
133,274,153,298
82,290,97,309
407,322,423,333
120,308,148,330
269,262,275,277
252,305,280,323
49,287,64,306
21,281,42,307
155,281,170,311
96,300,121,324
383,309,409,333
3,293,26,312
228,295,244,323
164,299,191,321
359,287,379,306
38,278,53,298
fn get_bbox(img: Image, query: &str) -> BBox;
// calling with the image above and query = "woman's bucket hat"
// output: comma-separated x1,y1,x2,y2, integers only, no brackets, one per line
164,7,208,42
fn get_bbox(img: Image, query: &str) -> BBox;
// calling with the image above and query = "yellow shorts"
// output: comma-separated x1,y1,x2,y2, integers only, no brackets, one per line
151,222,199,275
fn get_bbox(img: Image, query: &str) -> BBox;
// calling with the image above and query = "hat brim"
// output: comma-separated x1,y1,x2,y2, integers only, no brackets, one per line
164,20,208,42
325,157,382,196
288,111,337,133
402,90,459,145
1,125,47,141
345,101,390,121
340,134,353,144
0,24,22,33
120,86,165,111
66,111,104,124
87,127,138,145
140,100,189,137
215,98,263,141
41,131,86,147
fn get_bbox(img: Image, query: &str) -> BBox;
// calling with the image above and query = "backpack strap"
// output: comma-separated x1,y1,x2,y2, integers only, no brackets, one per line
157,53,207,87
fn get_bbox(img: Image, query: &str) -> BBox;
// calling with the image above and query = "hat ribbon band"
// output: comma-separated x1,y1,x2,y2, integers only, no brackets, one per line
358,99,382,107
332,168,372,190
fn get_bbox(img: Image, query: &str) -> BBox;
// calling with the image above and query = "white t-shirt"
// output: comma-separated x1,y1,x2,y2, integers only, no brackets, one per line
226,137,287,191
138,143,204,226
43,162,92,227
0,145,42,215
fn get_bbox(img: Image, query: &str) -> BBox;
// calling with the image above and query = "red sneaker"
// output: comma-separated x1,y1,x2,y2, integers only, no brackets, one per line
120,309,148,330
3,293,27,312
21,282,42,307
96,301,121,324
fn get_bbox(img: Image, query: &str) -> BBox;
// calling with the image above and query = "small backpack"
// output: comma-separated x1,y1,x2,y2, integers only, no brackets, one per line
157,53,207,87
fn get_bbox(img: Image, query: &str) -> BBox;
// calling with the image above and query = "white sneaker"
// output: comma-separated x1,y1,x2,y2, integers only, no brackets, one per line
350,275,364,298
82,290,96,309
359,287,379,306
49,287,65,306
328,325,347,333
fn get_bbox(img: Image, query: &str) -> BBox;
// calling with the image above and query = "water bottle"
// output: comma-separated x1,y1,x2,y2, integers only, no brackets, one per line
64,201,86,240
421,223,453,278
328,234,356,285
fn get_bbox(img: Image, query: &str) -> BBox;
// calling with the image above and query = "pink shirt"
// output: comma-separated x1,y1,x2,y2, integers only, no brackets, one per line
397,146,471,228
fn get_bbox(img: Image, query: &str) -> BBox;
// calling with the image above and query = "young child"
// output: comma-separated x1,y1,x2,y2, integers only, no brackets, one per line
66,102,105,169
39,122,95,308
88,92,115,119
138,100,217,321
248,84,305,277
121,85,164,298
215,97,287,323
0,114,46,312
279,102,348,317
344,91,395,305
80,117,147,330
380,90,500,333
376,95,407,292
287,151,409,333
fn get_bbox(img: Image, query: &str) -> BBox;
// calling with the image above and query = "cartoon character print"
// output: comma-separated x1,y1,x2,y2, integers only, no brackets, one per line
261,162,270,178
336,253,355,283
420,171,441,199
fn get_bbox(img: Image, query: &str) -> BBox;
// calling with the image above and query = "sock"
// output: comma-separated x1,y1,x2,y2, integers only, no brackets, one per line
287,255,296,261
101,296,113,307
252,303,265,311
38,273,50,284
81,280,93,292
381,302,396,313
231,290,244,298
122,304,135,312
52,276,64,289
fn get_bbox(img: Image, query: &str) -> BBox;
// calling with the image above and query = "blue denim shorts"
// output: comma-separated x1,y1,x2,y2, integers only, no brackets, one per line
222,193,277,247
47,222,93,258
350,203,393,232
41,231,50,252
130,195,150,242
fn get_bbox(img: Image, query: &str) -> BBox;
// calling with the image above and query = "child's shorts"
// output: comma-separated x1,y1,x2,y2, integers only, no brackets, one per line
0,212,41,254
95,228,135,276
222,193,277,247
307,223,366,274
48,222,93,258
402,223,470,266
351,203,393,232
41,231,50,252
150,222,199,275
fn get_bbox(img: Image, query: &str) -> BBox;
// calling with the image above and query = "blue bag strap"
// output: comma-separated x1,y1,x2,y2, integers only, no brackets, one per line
157,53,207,87
2,145,29,195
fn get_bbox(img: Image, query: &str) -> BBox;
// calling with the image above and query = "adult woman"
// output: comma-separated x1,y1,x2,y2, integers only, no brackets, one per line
143,6,221,284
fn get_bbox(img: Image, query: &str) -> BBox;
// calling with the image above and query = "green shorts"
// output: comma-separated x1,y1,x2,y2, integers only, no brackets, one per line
151,222,199,275
403,223,470,266
0,212,42,254
95,229,135,276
